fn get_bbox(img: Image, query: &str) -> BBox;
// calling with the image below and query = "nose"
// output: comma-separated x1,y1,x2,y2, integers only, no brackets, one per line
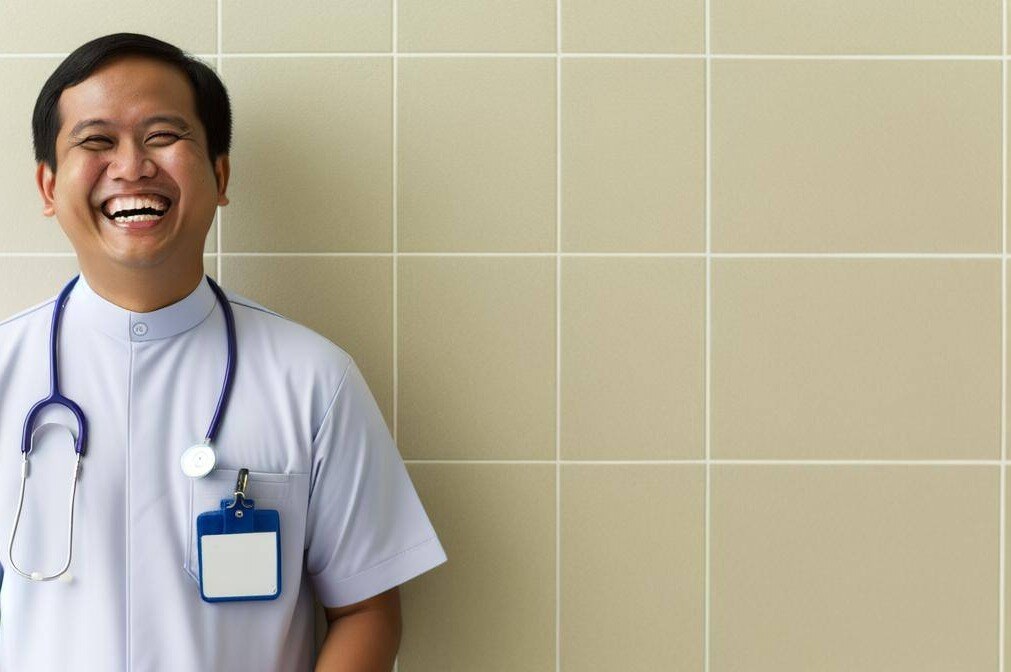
106,138,157,181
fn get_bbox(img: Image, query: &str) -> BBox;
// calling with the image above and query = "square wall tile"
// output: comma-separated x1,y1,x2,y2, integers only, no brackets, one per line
712,465,999,670
0,254,207,323
712,0,1000,55
221,58,393,252
711,259,1000,460
398,257,555,460
561,258,704,460
0,6,215,54
399,463,555,672
202,254,218,281
1002,466,1011,665
0,58,76,253
221,256,393,425
399,0,555,53
205,215,218,255
1001,268,1011,458
561,0,703,53
560,464,703,671
561,58,704,252
0,257,81,320
398,58,556,252
223,0,391,53
0,256,217,322
712,60,1000,253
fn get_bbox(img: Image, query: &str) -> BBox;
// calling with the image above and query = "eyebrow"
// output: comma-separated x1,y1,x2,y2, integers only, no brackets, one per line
68,114,192,140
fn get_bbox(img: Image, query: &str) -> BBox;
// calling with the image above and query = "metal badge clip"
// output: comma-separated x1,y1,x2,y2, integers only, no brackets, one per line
226,468,253,511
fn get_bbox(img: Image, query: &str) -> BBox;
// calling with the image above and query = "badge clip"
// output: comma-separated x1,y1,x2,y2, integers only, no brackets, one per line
226,467,254,514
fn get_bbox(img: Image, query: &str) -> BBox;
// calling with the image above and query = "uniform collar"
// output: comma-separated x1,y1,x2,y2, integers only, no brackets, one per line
68,272,218,342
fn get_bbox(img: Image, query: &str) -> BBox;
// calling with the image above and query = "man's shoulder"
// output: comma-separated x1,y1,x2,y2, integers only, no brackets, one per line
0,294,58,339
220,286,353,374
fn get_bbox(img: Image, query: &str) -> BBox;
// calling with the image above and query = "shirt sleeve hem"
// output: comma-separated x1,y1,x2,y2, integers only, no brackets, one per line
313,536,447,608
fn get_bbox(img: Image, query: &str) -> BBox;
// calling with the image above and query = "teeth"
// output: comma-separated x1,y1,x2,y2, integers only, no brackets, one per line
103,194,170,217
113,213,162,224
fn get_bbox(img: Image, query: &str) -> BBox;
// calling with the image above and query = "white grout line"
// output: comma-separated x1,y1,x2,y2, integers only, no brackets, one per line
555,1,563,670
402,459,1011,466
1000,1,1006,669
392,3,399,671
216,0,222,283
704,0,712,668
10,52,1011,61
3,252,1009,259
206,53,1009,61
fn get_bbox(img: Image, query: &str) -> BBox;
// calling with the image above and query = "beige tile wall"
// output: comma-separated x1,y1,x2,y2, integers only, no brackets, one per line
1,1,1010,670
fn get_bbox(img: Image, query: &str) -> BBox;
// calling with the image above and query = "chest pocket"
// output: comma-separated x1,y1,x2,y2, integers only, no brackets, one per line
184,468,310,591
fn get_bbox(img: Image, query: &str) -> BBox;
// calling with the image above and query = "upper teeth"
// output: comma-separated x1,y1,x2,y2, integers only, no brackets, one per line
103,194,170,217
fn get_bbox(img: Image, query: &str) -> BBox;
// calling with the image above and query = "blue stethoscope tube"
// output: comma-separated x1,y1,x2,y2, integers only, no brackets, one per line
21,275,88,458
7,273,237,582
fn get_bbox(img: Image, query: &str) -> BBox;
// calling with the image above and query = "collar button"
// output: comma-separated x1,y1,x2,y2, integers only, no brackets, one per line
132,322,148,337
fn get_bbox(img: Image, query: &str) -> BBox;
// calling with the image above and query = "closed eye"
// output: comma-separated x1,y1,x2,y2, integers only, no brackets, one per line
78,132,181,147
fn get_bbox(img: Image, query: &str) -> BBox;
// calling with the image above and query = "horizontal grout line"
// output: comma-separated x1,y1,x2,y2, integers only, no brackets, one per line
1,52,1010,61
403,459,1011,465
0,252,1006,259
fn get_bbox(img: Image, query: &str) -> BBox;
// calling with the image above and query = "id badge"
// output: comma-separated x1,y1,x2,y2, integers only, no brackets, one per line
195,469,282,603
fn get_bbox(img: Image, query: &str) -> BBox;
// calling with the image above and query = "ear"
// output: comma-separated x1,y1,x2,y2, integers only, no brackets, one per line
35,162,56,217
214,154,230,207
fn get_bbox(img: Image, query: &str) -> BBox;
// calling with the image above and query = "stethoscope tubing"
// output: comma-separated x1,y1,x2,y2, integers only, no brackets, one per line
203,276,236,445
8,273,237,582
20,275,87,457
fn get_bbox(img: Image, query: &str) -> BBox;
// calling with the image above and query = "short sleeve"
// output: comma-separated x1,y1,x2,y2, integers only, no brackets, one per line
304,358,447,607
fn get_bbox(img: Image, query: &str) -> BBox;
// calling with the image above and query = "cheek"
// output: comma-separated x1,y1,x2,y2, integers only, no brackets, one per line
160,139,207,169
166,147,219,197
168,155,208,181
57,158,104,201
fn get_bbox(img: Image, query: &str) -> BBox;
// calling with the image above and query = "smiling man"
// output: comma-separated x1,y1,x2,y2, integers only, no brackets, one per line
39,51,223,310
0,32,446,671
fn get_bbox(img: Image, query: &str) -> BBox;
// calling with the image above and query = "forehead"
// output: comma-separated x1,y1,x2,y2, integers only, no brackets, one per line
57,56,198,137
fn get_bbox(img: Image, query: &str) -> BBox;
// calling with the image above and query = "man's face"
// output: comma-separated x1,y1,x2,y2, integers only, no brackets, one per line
35,55,229,273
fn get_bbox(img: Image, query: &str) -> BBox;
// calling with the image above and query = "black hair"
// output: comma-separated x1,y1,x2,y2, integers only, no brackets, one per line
32,32,231,173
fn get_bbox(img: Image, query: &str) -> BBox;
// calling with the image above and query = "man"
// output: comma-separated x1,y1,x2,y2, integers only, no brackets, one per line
0,32,446,670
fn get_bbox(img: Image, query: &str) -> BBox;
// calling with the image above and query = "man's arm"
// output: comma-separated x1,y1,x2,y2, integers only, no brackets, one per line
314,586,403,672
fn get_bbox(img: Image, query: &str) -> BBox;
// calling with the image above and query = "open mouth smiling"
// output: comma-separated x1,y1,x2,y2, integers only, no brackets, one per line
99,194,173,226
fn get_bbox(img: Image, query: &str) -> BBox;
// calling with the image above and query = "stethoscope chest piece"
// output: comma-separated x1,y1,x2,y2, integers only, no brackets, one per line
180,443,217,478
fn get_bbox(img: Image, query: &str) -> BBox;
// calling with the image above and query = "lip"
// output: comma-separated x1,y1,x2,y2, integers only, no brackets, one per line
98,190,174,205
108,216,164,231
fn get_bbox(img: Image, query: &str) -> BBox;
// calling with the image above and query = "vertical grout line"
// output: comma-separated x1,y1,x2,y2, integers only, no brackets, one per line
555,21,565,672
704,0,711,669
1001,1,1007,669
390,0,398,476
216,0,223,283
392,0,400,669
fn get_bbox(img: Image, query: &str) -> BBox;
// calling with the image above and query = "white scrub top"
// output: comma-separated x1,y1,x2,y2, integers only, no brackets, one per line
0,272,447,671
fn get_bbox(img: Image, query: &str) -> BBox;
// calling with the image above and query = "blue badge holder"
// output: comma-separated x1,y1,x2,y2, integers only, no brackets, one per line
195,469,281,603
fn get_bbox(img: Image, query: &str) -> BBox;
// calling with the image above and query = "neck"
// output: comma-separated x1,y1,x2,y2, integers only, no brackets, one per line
79,262,205,312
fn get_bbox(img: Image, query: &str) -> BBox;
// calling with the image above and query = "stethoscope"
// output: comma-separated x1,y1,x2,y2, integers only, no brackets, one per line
6,273,237,582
